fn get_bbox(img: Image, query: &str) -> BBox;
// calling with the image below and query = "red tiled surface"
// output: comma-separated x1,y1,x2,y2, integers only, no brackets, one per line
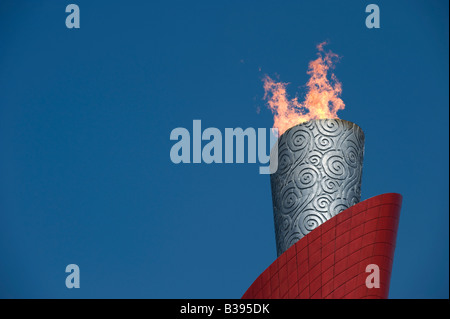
242,193,402,299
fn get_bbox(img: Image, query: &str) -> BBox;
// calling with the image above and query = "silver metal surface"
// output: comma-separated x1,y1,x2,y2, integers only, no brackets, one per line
271,119,365,256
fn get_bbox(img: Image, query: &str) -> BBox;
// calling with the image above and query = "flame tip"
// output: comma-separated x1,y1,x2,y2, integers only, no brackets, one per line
263,43,345,135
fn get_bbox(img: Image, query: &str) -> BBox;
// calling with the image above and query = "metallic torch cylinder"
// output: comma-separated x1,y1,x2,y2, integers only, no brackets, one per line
271,119,365,256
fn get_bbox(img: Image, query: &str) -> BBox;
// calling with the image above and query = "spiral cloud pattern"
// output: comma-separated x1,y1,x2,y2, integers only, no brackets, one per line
271,119,365,256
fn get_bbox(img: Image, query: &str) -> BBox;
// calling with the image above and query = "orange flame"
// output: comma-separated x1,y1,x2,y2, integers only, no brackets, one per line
263,42,345,136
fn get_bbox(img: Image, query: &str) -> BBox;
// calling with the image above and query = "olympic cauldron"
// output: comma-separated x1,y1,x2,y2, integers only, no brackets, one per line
270,119,365,256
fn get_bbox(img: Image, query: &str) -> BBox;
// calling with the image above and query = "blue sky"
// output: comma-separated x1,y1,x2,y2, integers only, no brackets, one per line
0,0,448,298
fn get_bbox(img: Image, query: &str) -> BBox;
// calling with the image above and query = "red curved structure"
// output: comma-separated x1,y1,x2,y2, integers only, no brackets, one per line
242,193,402,299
